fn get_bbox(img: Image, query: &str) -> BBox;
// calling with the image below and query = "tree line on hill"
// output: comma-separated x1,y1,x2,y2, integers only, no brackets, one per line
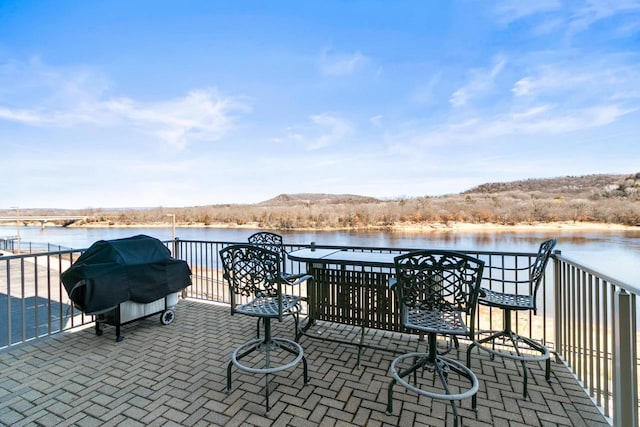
4,173,640,229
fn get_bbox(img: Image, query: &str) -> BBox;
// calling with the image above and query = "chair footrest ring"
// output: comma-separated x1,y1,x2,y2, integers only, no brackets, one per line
232,337,304,375
473,330,550,362
390,352,478,401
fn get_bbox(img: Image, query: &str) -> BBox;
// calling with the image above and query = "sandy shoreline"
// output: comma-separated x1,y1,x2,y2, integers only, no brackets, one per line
393,221,638,232
59,220,639,233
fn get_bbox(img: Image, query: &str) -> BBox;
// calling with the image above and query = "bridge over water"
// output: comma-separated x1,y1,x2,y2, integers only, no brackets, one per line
0,215,89,229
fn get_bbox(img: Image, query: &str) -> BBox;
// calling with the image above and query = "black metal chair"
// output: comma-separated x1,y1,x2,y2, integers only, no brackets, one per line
248,231,312,340
466,238,557,399
220,244,309,413
386,250,484,427
248,231,309,282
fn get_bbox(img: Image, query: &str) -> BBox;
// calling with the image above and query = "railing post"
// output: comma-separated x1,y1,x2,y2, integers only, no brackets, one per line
174,238,188,299
613,288,638,427
173,237,180,259
553,252,563,362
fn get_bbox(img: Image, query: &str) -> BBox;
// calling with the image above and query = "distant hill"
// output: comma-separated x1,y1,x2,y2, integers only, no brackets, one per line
463,173,640,198
257,174,640,207
257,193,380,206
3,173,639,229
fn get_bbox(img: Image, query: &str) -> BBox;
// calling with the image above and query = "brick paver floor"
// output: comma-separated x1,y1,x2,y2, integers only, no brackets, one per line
0,299,610,426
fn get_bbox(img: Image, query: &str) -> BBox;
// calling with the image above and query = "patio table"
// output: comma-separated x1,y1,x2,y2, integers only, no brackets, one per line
288,248,406,365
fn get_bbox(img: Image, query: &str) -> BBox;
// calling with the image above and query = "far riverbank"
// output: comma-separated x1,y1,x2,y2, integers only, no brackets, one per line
63,220,639,233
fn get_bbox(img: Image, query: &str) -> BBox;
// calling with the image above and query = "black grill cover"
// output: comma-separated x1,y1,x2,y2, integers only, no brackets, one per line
61,235,191,314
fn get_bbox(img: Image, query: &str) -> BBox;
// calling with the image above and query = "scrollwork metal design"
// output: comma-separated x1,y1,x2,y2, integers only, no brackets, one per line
220,244,280,298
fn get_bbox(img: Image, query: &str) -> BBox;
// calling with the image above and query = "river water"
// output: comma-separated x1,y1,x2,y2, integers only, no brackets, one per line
2,225,639,286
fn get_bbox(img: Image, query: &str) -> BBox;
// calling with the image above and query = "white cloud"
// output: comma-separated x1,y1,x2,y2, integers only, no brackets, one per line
319,49,370,76
511,62,640,103
282,112,351,150
0,107,48,125
369,115,384,128
103,90,250,148
569,0,640,34
410,73,442,106
492,104,634,135
492,0,561,24
530,17,566,36
509,105,553,120
493,0,640,36
403,104,635,152
0,59,250,148
308,113,351,149
450,56,506,107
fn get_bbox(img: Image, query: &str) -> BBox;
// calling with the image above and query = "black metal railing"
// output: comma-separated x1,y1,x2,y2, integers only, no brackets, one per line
1,238,638,425
553,251,639,423
0,248,90,348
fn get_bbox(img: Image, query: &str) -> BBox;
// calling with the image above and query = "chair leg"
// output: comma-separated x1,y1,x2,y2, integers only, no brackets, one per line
386,378,398,415
388,333,477,423
230,317,307,414
519,334,553,385
226,341,260,393
445,361,478,413
473,328,532,398
227,360,233,392
263,318,273,414
502,329,530,399
472,325,551,399
278,339,309,384
521,359,529,399
546,358,551,383
264,373,270,413
435,367,461,427
468,328,504,368
430,335,461,427
302,355,309,384
452,335,459,349
466,339,476,367
292,311,300,342
386,356,426,415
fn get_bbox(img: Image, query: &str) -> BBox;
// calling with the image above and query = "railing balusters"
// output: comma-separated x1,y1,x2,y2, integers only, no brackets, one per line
579,269,586,389
605,283,611,417
554,253,640,423
587,273,594,397
4,257,10,346
34,255,39,339
1,239,638,425
613,289,638,427
20,257,25,343
0,248,91,348
595,275,601,412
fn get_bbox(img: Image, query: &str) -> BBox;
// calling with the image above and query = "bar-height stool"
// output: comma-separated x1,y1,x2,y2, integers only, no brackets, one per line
248,232,287,259
466,238,557,399
386,250,484,427
248,231,312,340
220,244,310,414
248,231,312,283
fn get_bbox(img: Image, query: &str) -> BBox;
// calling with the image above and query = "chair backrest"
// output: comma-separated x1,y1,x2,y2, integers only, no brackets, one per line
219,244,284,317
529,238,557,296
393,250,485,336
248,232,287,266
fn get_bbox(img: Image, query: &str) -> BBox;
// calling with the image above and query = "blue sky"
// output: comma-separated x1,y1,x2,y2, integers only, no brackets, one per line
1,1,639,209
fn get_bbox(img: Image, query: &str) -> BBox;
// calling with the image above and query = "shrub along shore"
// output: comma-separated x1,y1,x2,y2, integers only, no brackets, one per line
67,220,637,233
5,174,640,230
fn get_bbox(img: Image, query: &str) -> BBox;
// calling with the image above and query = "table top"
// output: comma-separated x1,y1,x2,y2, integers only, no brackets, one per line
288,248,399,268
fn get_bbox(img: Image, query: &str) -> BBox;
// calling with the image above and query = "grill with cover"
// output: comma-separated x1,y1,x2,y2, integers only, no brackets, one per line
61,235,191,341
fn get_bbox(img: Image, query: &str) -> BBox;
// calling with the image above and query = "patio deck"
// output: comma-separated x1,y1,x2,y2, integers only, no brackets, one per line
0,299,609,427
